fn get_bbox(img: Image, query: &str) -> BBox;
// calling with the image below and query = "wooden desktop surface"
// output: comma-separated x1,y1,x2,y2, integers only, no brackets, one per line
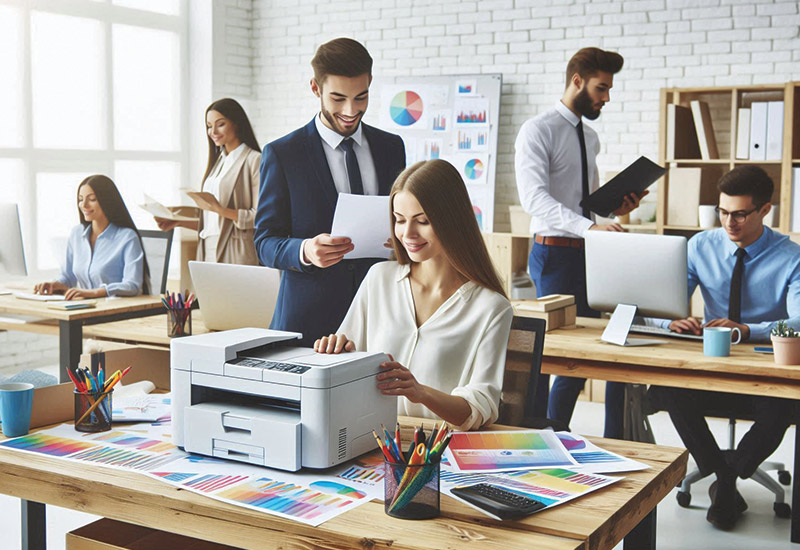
0,416,687,550
82,309,211,345
541,318,800,399
0,293,163,322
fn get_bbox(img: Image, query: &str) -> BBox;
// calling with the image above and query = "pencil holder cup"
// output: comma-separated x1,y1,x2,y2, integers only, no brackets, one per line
74,389,113,433
167,308,192,338
384,459,440,519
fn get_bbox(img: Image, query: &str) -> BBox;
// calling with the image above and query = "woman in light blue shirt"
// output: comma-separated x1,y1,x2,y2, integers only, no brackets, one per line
34,175,150,299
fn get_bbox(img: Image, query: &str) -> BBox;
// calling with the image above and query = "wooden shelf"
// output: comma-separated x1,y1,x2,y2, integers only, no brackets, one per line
622,223,657,230
666,158,730,164
659,81,799,236
663,225,706,231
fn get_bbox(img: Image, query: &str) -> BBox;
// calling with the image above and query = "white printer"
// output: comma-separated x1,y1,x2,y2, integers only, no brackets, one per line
171,328,397,471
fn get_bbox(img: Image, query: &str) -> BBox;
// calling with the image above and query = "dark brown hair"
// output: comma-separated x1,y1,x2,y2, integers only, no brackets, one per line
204,98,260,183
566,47,624,88
77,175,150,294
717,165,774,207
311,37,373,85
390,160,506,298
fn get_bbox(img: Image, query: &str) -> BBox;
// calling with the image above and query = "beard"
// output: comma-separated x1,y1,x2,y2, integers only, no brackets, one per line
320,105,363,137
574,86,602,120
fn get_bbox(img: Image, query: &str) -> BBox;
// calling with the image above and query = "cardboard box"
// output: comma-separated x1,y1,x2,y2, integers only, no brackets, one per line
79,344,170,392
511,302,577,331
67,518,239,550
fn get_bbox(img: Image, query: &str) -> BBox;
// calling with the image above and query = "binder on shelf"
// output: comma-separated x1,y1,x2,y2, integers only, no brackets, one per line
792,167,800,233
735,108,751,160
690,100,719,160
667,168,702,227
749,102,768,161
766,101,784,160
667,104,700,159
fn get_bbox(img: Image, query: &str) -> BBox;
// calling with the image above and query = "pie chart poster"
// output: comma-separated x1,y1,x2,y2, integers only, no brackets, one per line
380,86,432,131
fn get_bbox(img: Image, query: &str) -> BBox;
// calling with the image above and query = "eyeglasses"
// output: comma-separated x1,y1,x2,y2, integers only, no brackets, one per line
714,206,760,223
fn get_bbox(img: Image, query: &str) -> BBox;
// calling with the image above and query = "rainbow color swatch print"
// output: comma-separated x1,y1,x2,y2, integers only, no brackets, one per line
444,430,577,473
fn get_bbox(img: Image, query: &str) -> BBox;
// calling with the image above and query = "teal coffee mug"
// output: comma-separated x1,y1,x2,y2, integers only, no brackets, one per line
703,327,742,357
0,382,34,437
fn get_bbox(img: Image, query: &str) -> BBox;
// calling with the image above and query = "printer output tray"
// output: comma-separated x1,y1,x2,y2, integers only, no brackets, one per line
184,401,301,471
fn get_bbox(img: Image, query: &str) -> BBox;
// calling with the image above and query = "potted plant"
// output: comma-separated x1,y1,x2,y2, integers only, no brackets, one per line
771,321,800,365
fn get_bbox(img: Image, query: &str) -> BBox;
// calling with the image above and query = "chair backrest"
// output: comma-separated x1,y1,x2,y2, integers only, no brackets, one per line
139,229,173,295
498,315,547,427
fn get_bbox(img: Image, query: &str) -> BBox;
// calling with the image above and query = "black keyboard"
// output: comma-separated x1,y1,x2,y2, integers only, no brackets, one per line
451,483,546,520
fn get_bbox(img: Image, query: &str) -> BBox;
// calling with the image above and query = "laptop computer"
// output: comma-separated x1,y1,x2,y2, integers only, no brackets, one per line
189,261,280,331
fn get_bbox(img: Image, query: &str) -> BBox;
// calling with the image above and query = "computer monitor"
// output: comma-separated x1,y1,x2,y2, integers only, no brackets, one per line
585,231,688,345
189,261,280,331
0,203,28,277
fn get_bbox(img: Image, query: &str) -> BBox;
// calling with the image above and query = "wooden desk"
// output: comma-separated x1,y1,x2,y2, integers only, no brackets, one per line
0,294,164,382
83,309,211,347
541,318,800,543
0,417,686,550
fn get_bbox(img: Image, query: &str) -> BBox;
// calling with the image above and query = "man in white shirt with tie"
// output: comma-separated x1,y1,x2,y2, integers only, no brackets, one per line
514,47,644,439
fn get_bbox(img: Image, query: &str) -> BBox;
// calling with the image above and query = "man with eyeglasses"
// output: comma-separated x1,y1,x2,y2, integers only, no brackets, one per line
649,165,800,531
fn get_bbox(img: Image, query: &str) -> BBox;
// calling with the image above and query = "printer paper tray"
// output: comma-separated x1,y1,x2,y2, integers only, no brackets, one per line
184,401,301,471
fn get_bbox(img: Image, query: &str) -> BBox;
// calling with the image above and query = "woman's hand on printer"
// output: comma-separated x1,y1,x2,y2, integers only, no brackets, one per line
376,360,425,403
314,333,355,354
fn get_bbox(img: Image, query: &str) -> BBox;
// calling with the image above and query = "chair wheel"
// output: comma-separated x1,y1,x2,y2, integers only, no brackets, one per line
778,470,791,486
676,491,691,507
774,502,791,518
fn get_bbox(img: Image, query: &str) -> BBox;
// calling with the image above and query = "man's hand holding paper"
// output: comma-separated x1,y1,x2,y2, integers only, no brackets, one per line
330,194,393,260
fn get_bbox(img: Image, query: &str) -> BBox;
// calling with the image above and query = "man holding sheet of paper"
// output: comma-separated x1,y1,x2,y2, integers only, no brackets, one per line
255,38,405,345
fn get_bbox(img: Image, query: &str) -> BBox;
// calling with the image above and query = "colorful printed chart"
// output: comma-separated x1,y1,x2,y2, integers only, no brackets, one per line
389,91,424,126
555,432,649,474
444,430,577,472
464,158,484,180
473,205,483,228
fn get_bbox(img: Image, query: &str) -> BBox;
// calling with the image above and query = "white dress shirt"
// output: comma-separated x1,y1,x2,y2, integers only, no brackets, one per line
300,115,381,265
314,114,379,195
515,101,600,238
337,262,514,431
200,142,247,260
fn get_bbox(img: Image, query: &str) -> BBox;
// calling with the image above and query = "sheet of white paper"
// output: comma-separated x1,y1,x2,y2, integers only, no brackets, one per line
139,194,198,222
330,194,392,259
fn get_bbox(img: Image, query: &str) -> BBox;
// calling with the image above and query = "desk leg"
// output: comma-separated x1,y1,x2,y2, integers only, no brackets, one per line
623,508,656,550
792,422,800,543
59,320,83,383
21,499,46,550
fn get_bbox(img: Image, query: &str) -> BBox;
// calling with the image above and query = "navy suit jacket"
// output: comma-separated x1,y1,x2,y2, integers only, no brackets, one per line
255,118,406,346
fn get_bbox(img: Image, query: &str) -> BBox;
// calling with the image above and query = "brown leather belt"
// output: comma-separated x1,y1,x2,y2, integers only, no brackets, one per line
534,235,584,248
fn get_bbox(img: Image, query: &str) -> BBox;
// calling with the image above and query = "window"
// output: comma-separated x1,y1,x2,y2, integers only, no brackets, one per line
1,0,186,275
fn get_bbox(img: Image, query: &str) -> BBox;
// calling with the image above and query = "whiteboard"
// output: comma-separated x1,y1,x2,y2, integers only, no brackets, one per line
374,74,502,232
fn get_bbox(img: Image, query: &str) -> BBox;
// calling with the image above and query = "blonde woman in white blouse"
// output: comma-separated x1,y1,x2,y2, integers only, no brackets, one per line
314,160,513,431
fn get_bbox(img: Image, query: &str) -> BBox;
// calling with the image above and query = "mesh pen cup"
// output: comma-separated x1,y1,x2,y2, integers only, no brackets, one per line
384,459,440,519
74,389,113,433
167,308,192,338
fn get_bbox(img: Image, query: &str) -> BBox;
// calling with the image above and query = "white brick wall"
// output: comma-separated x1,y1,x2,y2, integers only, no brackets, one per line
242,0,800,231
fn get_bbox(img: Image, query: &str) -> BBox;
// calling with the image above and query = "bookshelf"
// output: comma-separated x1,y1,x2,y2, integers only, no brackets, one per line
658,82,800,238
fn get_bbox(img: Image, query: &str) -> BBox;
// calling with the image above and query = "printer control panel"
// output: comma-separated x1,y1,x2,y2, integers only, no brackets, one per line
230,357,311,375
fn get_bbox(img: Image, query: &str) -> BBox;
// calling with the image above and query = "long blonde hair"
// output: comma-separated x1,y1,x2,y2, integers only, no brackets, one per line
390,160,506,298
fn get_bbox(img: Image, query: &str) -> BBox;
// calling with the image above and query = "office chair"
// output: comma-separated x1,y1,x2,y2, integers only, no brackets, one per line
139,229,174,295
498,316,568,431
644,390,792,518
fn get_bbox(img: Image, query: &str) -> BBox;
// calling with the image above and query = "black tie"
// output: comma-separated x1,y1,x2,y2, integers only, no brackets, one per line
728,248,746,323
576,121,590,218
340,138,364,195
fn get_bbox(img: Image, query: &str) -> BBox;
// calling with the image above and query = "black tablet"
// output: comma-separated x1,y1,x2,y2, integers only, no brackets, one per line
580,156,665,218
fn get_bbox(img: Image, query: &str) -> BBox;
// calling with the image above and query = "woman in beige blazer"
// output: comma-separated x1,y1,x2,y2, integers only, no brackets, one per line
155,98,261,265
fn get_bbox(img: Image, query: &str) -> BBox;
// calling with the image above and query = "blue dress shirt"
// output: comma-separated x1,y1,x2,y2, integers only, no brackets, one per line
57,223,145,297
661,227,800,342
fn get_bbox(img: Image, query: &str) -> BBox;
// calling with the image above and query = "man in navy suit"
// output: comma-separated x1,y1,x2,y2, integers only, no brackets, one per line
255,38,406,346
